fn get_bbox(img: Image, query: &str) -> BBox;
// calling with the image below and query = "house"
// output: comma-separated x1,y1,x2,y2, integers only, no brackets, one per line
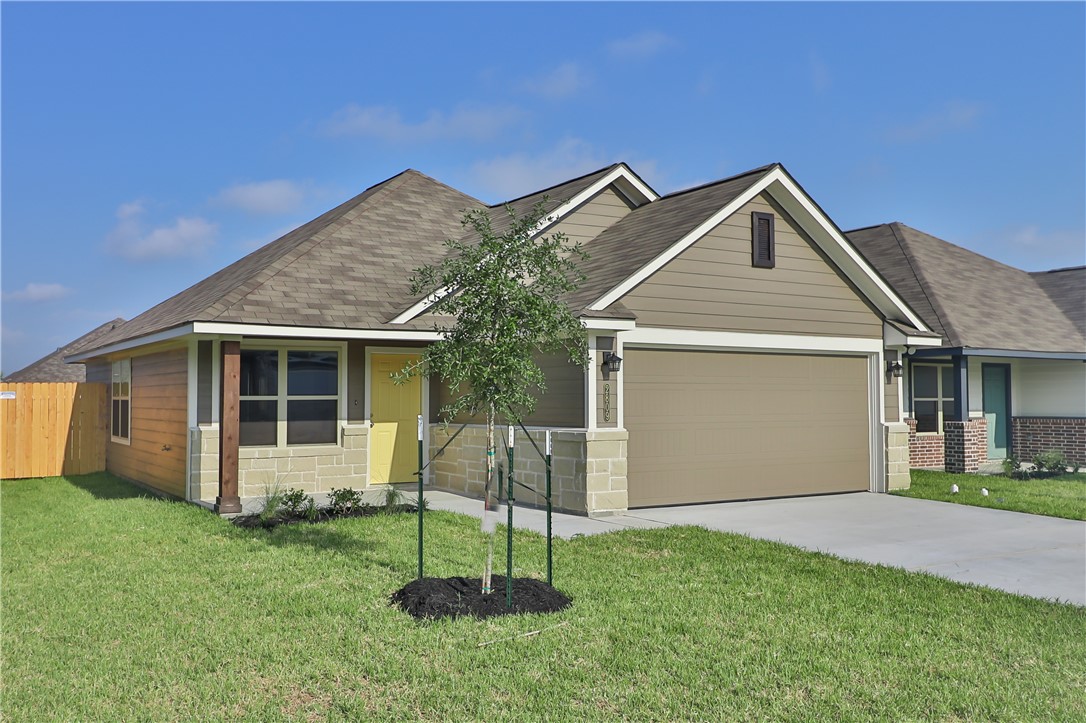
4,318,126,382
847,223,1085,470
66,163,940,516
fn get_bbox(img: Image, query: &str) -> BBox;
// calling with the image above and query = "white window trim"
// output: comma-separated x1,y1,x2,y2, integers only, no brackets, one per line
238,341,347,449
911,362,954,435
110,358,132,445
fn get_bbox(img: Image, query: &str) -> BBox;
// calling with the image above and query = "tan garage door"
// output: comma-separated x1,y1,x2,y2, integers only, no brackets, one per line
625,349,870,507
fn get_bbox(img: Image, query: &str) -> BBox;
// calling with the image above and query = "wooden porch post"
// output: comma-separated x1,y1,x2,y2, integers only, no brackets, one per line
215,340,242,514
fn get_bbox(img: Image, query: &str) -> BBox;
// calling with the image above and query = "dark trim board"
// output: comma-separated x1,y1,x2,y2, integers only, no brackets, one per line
909,347,1086,361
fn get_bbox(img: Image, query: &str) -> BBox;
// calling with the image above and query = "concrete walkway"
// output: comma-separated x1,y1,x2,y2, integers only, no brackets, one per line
426,490,1086,606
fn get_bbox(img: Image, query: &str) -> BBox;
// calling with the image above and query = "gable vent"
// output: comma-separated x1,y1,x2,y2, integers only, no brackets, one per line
752,211,775,269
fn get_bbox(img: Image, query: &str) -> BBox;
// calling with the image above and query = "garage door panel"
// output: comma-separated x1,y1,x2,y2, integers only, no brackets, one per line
626,349,870,507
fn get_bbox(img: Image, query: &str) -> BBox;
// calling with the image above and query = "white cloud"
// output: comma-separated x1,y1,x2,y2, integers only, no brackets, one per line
521,62,588,100
105,201,218,260
3,282,71,302
321,103,524,142
470,138,660,200
885,100,983,143
215,179,307,215
607,31,675,60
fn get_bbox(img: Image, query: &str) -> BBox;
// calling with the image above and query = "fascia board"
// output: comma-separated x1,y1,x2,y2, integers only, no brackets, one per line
764,173,930,332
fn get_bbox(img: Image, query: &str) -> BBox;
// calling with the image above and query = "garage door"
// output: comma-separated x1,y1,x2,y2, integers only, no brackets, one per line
625,349,870,507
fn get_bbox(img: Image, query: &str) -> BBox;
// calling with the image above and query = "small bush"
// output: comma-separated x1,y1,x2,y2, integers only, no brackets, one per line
1033,450,1069,475
381,485,404,514
280,488,309,517
257,483,286,526
301,496,320,522
326,487,364,516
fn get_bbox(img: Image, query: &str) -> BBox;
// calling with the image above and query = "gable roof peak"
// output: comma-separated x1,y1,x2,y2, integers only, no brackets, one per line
492,163,624,208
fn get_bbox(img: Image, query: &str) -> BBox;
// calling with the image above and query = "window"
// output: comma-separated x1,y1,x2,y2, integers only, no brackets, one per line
111,359,131,442
751,211,775,268
239,348,339,446
912,364,955,433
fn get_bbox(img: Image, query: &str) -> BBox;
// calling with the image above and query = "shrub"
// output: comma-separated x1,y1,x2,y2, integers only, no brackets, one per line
326,487,364,516
381,485,404,514
280,488,309,517
301,496,320,522
1033,450,1069,475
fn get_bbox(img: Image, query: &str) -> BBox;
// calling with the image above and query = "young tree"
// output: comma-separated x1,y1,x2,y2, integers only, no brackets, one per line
399,201,589,591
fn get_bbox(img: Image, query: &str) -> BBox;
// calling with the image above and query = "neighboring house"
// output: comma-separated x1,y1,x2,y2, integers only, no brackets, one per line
4,318,126,382
847,223,1085,470
67,163,939,516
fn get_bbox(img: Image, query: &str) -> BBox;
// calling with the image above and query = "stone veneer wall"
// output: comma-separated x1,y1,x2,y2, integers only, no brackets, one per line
429,424,628,516
904,418,945,468
188,423,369,502
1012,417,1086,466
884,422,911,490
942,418,987,474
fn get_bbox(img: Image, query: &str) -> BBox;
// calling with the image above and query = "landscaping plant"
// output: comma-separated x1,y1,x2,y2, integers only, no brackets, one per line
398,201,589,592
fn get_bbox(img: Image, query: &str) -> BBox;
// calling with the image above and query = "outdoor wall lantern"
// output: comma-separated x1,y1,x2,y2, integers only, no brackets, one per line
602,352,623,374
886,360,904,378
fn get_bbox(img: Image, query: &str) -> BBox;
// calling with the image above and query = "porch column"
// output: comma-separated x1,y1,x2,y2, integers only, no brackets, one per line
215,340,242,514
951,354,968,422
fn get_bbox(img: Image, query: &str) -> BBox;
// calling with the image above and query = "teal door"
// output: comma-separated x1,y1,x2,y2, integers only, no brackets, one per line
982,364,1011,459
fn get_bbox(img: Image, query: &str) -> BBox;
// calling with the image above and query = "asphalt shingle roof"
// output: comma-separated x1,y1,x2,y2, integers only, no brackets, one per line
1030,266,1086,338
846,223,1085,354
84,170,486,352
5,318,126,382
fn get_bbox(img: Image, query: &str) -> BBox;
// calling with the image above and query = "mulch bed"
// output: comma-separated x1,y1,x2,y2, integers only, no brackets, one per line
232,504,417,529
391,576,573,620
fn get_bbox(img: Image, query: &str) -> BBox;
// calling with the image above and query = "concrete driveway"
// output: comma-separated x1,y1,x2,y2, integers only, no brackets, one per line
428,491,1086,606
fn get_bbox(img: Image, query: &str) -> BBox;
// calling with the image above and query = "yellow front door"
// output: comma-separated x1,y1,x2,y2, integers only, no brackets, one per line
370,354,422,484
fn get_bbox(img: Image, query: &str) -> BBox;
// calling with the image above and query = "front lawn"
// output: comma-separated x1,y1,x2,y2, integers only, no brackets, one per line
3,474,1085,721
893,469,1086,520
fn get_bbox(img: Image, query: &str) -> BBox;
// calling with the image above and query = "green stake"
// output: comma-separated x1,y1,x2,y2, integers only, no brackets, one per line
506,424,514,609
417,414,424,580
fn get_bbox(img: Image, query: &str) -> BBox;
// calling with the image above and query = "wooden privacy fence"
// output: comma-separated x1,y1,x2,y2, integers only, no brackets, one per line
0,382,108,479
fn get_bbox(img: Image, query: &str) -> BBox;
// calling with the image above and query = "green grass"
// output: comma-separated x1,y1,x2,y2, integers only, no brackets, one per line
4,474,1085,721
892,469,1086,520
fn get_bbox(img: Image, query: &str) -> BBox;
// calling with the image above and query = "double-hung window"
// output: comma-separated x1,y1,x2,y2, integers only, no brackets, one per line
911,364,955,433
111,359,131,443
239,348,340,447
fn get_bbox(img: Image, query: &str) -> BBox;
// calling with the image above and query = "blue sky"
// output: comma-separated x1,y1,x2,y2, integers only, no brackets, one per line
2,2,1084,374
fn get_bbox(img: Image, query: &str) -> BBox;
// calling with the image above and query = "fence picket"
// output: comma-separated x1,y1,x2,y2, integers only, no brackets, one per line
0,383,108,479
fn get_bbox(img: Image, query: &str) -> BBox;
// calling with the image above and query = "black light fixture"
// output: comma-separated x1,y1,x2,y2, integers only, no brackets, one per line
602,352,623,373
887,360,904,378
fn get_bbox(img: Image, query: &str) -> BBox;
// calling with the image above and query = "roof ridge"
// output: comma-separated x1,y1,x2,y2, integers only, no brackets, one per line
886,223,956,345
656,163,778,202
210,170,424,321
490,163,620,208
1031,265,1086,275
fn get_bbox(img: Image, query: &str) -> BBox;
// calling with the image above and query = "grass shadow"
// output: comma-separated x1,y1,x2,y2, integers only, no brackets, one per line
64,472,162,501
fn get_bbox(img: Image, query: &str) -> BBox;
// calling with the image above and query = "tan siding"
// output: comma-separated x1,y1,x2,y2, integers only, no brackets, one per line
622,194,883,337
107,348,187,497
432,352,585,427
884,375,900,423
85,361,110,384
547,186,634,248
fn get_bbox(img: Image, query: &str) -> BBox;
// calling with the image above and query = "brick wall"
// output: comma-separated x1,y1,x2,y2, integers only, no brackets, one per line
943,418,987,474
1012,417,1086,466
905,418,945,468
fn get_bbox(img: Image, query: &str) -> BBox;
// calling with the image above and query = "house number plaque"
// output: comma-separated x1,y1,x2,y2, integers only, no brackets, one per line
603,383,611,422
